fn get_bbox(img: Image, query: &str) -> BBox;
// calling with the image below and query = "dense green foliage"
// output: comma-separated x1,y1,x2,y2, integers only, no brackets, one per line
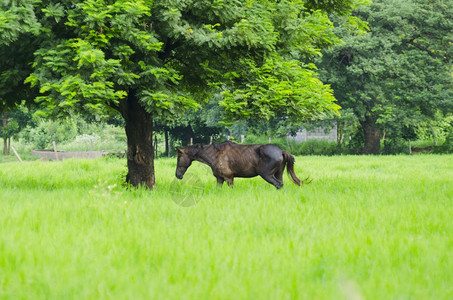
1,155,452,298
14,0,351,120
19,118,126,150
319,0,453,154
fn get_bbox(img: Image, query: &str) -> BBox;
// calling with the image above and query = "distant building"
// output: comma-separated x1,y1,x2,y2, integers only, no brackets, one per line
289,124,337,142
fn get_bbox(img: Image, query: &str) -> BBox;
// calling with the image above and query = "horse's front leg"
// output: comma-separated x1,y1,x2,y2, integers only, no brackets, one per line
215,175,225,186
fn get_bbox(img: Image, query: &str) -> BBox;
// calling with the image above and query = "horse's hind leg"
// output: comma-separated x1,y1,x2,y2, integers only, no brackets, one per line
225,177,234,187
274,162,285,182
259,159,284,189
260,174,283,189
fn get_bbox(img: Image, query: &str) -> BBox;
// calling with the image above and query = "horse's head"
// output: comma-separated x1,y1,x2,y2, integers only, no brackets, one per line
175,147,193,179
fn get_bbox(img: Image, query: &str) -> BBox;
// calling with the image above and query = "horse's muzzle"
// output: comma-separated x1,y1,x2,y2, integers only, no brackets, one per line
175,173,183,180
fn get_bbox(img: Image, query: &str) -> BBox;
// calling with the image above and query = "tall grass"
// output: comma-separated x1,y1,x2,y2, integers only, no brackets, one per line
1,155,452,299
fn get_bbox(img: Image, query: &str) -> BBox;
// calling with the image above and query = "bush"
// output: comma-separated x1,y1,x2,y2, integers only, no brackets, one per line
382,138,409,155
19,116,127,151
20,119,78,149
433,130,453,154
289,140,344,156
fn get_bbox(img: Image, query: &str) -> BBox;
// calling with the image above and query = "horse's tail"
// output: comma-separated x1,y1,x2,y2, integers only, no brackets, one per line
283,151,301,186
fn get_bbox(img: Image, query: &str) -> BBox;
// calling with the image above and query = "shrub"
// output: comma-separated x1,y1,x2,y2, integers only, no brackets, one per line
20,119,78,149
382,138,409,155
433,130,453,154
289,140,342,156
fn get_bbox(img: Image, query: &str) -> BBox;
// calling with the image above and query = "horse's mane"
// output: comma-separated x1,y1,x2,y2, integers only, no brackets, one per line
184,141,237,155
186,144,203,156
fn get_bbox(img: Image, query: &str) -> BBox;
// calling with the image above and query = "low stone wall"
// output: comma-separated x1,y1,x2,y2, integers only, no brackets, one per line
289,125,338,143
32,150,125,160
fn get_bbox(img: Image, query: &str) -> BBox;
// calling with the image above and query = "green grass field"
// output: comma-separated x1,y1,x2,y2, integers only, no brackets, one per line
1,155,453,299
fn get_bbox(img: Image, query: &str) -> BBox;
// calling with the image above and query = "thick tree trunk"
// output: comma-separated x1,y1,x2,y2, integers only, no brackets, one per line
120,91,155,188
361,117,381,154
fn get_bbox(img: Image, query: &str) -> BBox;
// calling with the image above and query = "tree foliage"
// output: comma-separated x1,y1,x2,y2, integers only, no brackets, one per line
17,0,350,121
319,0,453,153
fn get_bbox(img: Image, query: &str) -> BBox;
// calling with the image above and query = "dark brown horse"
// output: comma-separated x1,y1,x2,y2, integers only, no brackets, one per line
175,141,304,189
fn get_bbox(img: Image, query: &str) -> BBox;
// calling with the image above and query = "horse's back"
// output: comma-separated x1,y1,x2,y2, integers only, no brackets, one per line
217,141,282,156
225,142,283,164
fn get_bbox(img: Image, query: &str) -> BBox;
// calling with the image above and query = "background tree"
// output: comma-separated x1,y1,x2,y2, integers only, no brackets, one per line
2,0,366,187
319,0,453,154
0,105,34,155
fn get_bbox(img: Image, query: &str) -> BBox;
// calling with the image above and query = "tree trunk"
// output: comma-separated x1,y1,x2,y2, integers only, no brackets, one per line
361,117,381,154
164,128,169,157
337,121,344,146
2,138,6,156
2,112,7,156
431,127,438,146
120,91,155,188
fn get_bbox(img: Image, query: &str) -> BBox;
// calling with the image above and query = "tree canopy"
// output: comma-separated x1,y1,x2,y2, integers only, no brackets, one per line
19,0,353,121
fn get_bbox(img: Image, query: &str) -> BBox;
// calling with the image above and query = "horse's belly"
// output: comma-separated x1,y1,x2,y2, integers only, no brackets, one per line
233,168,258,178
215,158,258,178
235,173,258,178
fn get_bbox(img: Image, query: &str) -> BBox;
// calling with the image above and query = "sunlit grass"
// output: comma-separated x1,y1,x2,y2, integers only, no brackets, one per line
1,155,452,299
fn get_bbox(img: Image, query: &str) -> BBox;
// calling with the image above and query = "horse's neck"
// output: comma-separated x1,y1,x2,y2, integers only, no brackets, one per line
194,146,217,167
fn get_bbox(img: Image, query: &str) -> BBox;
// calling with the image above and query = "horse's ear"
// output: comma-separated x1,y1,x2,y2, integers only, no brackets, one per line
176,148,183,154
